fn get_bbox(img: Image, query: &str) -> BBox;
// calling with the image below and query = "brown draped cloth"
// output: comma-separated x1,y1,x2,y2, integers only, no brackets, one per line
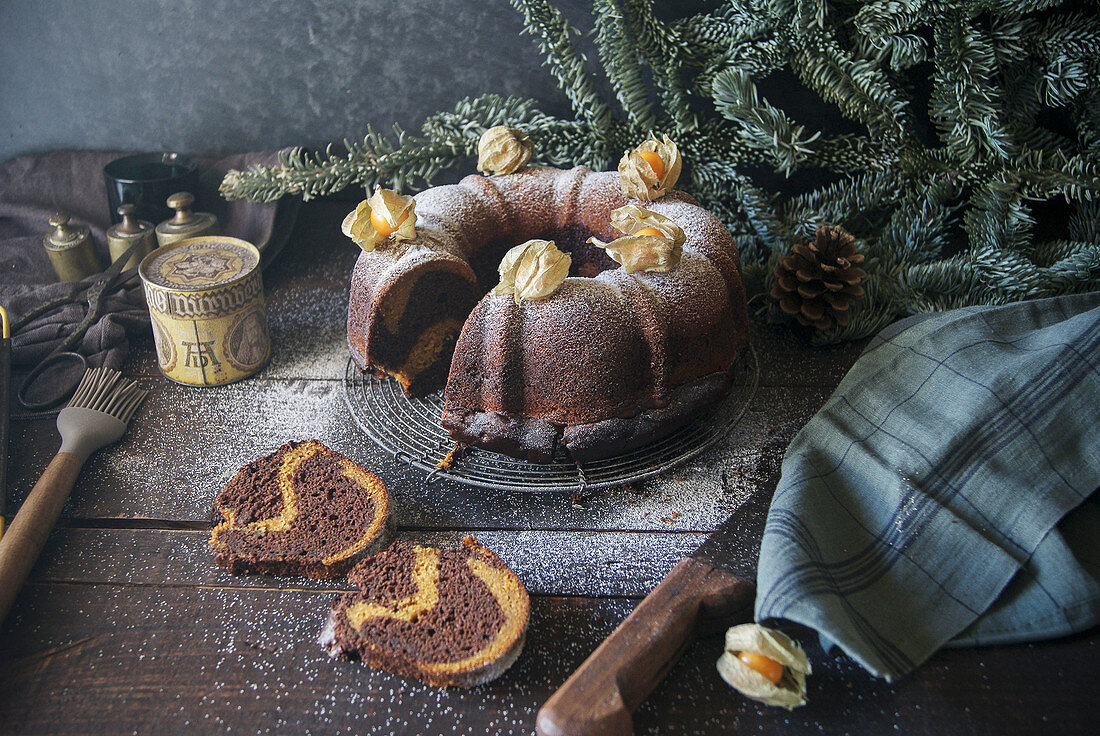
0,151,298,388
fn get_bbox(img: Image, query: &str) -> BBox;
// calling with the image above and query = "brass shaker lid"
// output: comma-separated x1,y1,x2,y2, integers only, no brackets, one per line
156,192,217,236
44,212,91,250
108,204,153,241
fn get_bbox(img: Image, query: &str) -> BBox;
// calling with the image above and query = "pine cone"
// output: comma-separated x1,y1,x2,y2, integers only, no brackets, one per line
771,225,867,330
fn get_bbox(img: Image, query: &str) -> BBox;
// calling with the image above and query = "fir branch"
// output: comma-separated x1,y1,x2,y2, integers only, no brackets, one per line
852,1,928,70
902,256,990,311
806,135,894,174
1077,87,1100,155
966,0,1070,16
876,180,961,266
780,170,905,238
1014,147,1100,200
788,26,913,142
870,33,928,71
999,61,1071,152
678,3,781,95
616,0,695,129
508,0,614,151
712,67,822,174
593,0,656,130
964,175,1034,255
221,95,544,201
1069,200,1100,243
987,12,1028,70
930,12,1014,162
1045,243,1100,291
672,1,773,67
785,0,831,31
970,243,1052,299
852,0,925,40
1030,13,1100,107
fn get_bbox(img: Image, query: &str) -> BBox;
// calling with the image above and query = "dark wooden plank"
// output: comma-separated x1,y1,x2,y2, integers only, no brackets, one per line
0,582,1093,735
6,384,827,530
29,527,704,598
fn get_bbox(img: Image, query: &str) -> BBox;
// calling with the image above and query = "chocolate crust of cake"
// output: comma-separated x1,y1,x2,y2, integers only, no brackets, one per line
319,536,530,688
210,440,395,579
345,166,750,463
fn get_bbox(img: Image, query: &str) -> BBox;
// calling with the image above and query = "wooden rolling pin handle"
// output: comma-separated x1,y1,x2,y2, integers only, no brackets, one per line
0,452,83,624
536,556,756,736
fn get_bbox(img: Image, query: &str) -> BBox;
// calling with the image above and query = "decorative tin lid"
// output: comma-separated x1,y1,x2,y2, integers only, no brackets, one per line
140,236,259,290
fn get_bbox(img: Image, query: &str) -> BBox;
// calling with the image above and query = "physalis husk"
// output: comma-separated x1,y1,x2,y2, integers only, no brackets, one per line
492,239,571,303
477,126,535,176
617,133,682,201
342,187,417,252
717,624,812,710
587,204,685,273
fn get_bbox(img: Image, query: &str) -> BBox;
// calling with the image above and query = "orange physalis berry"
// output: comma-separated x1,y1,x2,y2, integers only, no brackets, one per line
635,227,665,238
370,208,408,238
738,651,784,684
638,150,665,179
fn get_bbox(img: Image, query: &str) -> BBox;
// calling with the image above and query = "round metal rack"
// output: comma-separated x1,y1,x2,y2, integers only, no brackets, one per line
344,345,759,493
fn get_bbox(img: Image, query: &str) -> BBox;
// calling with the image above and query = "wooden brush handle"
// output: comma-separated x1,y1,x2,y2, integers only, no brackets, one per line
0,452,83,624
536,556,755,736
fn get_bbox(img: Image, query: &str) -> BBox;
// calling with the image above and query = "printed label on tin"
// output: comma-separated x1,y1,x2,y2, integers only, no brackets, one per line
145,277,263,319
146,290,270,385
224,308,270,372
140,236,269,386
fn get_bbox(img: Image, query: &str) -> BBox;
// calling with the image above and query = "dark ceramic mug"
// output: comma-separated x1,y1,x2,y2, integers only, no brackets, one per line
103,152,199,225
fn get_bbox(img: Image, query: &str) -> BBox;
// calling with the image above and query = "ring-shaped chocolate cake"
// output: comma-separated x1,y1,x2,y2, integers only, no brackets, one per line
347,165,750,462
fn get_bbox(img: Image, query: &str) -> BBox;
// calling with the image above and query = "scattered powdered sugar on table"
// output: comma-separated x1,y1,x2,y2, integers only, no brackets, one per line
3,188,858,733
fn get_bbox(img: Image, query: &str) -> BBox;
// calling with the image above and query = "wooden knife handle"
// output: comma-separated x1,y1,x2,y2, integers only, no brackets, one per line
0,452,83,624
536,556,755,736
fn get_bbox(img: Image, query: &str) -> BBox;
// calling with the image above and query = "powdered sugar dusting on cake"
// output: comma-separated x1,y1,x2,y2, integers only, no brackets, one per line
344,163,749,461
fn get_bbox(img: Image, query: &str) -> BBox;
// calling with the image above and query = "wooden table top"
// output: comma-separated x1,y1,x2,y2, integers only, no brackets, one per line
1,201,1095,735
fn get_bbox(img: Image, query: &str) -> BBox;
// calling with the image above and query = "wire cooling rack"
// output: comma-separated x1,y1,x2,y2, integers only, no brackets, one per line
344,345,759,493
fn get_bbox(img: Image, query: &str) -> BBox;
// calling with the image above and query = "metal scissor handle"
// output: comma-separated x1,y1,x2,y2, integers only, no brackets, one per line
17,351,87,411
14,243,139,411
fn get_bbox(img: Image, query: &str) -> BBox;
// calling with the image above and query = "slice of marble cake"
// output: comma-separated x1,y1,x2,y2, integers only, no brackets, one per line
320,536,530,687
211,440,394,579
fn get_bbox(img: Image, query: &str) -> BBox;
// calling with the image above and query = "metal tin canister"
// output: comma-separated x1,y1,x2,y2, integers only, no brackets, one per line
139,236,270,386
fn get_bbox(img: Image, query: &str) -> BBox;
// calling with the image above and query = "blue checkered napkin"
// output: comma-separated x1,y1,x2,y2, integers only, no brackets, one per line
754,292,1100,681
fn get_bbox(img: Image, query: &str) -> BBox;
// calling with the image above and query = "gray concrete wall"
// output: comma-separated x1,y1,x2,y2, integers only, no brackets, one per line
0,0,609,162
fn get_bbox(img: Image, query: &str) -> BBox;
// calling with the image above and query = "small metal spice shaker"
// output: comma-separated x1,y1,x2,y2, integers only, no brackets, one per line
43,213,101,281
155,192,218,247
107,204,157,271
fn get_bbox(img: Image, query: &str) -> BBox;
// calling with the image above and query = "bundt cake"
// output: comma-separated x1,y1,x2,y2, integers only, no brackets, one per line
211,440,395,579
346,164,749,462
319,536,530,687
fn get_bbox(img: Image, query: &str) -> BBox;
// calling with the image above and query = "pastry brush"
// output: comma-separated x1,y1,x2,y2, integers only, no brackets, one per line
0,367,147,624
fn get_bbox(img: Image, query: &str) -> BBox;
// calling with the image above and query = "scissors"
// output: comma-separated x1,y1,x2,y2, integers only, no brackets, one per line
14,242,140,411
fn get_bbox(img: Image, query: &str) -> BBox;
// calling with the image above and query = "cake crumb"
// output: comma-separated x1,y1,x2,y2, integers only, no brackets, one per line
435,442,466,470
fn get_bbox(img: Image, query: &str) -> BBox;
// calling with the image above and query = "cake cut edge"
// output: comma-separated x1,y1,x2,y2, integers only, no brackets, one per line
319,535,531,688
210,439,396,580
